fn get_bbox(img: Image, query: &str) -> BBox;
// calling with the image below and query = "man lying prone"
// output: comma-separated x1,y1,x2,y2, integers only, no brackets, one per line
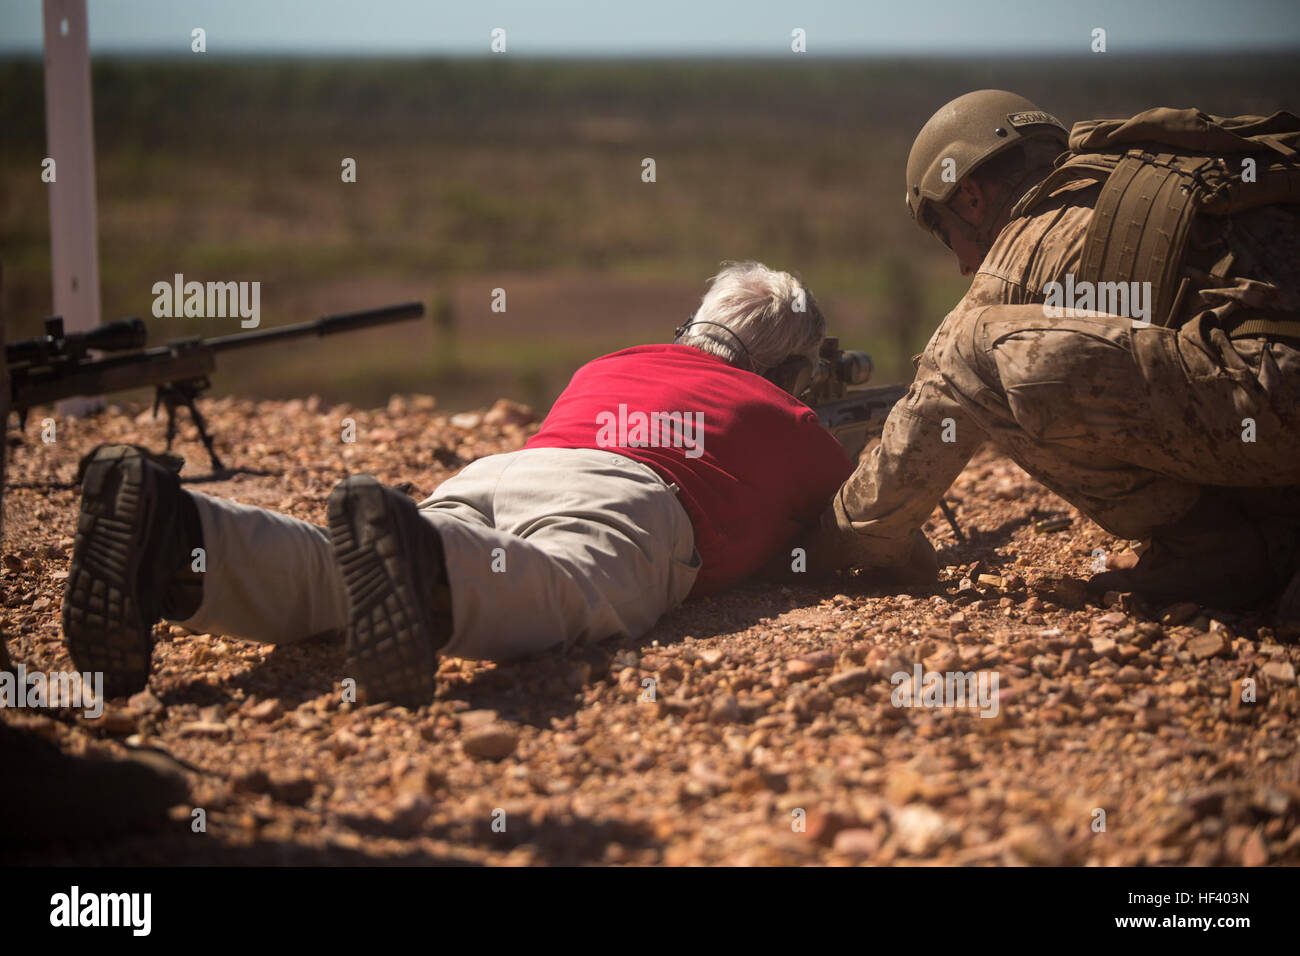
62,261,853,706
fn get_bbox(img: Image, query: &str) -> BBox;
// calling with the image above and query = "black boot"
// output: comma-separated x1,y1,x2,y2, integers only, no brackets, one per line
62,445,203,698
1089,489,1299,609
327,476,452,708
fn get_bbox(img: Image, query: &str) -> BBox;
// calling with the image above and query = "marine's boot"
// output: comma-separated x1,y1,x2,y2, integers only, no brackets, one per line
1088,489,1299,609
62,445,204,698
327,475,452,708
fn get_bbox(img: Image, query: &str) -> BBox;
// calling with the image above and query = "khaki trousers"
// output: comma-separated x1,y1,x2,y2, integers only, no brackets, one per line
177,448,701,661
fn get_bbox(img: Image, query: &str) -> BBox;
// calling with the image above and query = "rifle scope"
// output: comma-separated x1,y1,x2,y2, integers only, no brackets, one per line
6,316,147,365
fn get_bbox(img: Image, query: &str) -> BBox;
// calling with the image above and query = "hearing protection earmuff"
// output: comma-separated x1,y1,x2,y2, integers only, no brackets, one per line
674,314,813,397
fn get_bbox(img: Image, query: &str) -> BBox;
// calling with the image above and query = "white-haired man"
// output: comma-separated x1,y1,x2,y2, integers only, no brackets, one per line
63,262,853,706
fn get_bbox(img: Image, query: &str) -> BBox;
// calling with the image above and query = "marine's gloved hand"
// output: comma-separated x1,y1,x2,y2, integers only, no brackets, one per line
799,497,938,585
895,528,940,585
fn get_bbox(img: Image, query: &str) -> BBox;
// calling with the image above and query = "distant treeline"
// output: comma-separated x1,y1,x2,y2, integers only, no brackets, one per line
3,54,1298,151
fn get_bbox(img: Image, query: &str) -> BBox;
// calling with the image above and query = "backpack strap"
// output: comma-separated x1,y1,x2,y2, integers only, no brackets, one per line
1254,134,1298,159
1222,307,1300,348
1011,153,1114,220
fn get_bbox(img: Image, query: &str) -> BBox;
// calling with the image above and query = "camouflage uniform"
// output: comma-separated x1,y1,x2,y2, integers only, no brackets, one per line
833,180,1300,588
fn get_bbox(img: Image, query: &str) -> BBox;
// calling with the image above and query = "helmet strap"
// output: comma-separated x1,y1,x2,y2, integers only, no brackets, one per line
932,170,1035,253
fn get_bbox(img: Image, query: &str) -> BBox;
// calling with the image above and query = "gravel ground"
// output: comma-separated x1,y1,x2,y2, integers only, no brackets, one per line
2,395,1299,866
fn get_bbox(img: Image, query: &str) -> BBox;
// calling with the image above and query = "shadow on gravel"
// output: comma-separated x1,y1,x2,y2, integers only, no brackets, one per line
418,813,660,866
15,811,659,866
658,587,800,640
436,653,600,730
3,830,480,866
404,593,780,733
936,513,1039,566
185,633,346,711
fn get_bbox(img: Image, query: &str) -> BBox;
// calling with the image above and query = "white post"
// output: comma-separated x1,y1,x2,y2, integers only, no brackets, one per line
43,0,103,414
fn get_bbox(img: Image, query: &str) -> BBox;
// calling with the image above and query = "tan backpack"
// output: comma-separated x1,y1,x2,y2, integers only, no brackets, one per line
1013,107,1300,332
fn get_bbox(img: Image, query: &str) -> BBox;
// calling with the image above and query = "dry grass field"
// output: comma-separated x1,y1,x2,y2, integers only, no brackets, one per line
3,54,1298,410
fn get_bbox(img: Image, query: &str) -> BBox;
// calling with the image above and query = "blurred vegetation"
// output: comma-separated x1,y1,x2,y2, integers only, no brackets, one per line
2,54,1298,411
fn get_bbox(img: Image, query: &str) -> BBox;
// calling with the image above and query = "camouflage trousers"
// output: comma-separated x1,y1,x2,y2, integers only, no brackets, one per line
936,306,1300,541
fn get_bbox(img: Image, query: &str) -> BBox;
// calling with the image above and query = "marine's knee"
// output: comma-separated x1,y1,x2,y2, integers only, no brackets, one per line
934,305,1033,396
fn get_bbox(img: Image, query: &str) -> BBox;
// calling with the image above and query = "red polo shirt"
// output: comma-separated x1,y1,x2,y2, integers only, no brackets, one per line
526,344,853,595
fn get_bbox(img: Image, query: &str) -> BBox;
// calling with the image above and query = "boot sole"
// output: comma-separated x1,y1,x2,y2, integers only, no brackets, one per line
62,446,161,697
328,476,446,707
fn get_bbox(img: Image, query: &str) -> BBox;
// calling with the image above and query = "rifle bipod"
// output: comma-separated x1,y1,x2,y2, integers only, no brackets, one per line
154,379,226,473
939,498,966,544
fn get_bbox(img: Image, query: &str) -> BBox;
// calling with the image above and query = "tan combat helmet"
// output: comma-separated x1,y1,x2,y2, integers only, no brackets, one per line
905,90,1068,248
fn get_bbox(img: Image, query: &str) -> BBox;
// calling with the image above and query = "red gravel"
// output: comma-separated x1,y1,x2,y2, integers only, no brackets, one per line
2,395,1298,865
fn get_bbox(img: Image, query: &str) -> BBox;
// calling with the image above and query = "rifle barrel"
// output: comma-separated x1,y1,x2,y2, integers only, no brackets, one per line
202,301,425,352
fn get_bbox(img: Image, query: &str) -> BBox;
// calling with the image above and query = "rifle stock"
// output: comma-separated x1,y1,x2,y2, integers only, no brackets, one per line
12,340,217,410
812,382,909,462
